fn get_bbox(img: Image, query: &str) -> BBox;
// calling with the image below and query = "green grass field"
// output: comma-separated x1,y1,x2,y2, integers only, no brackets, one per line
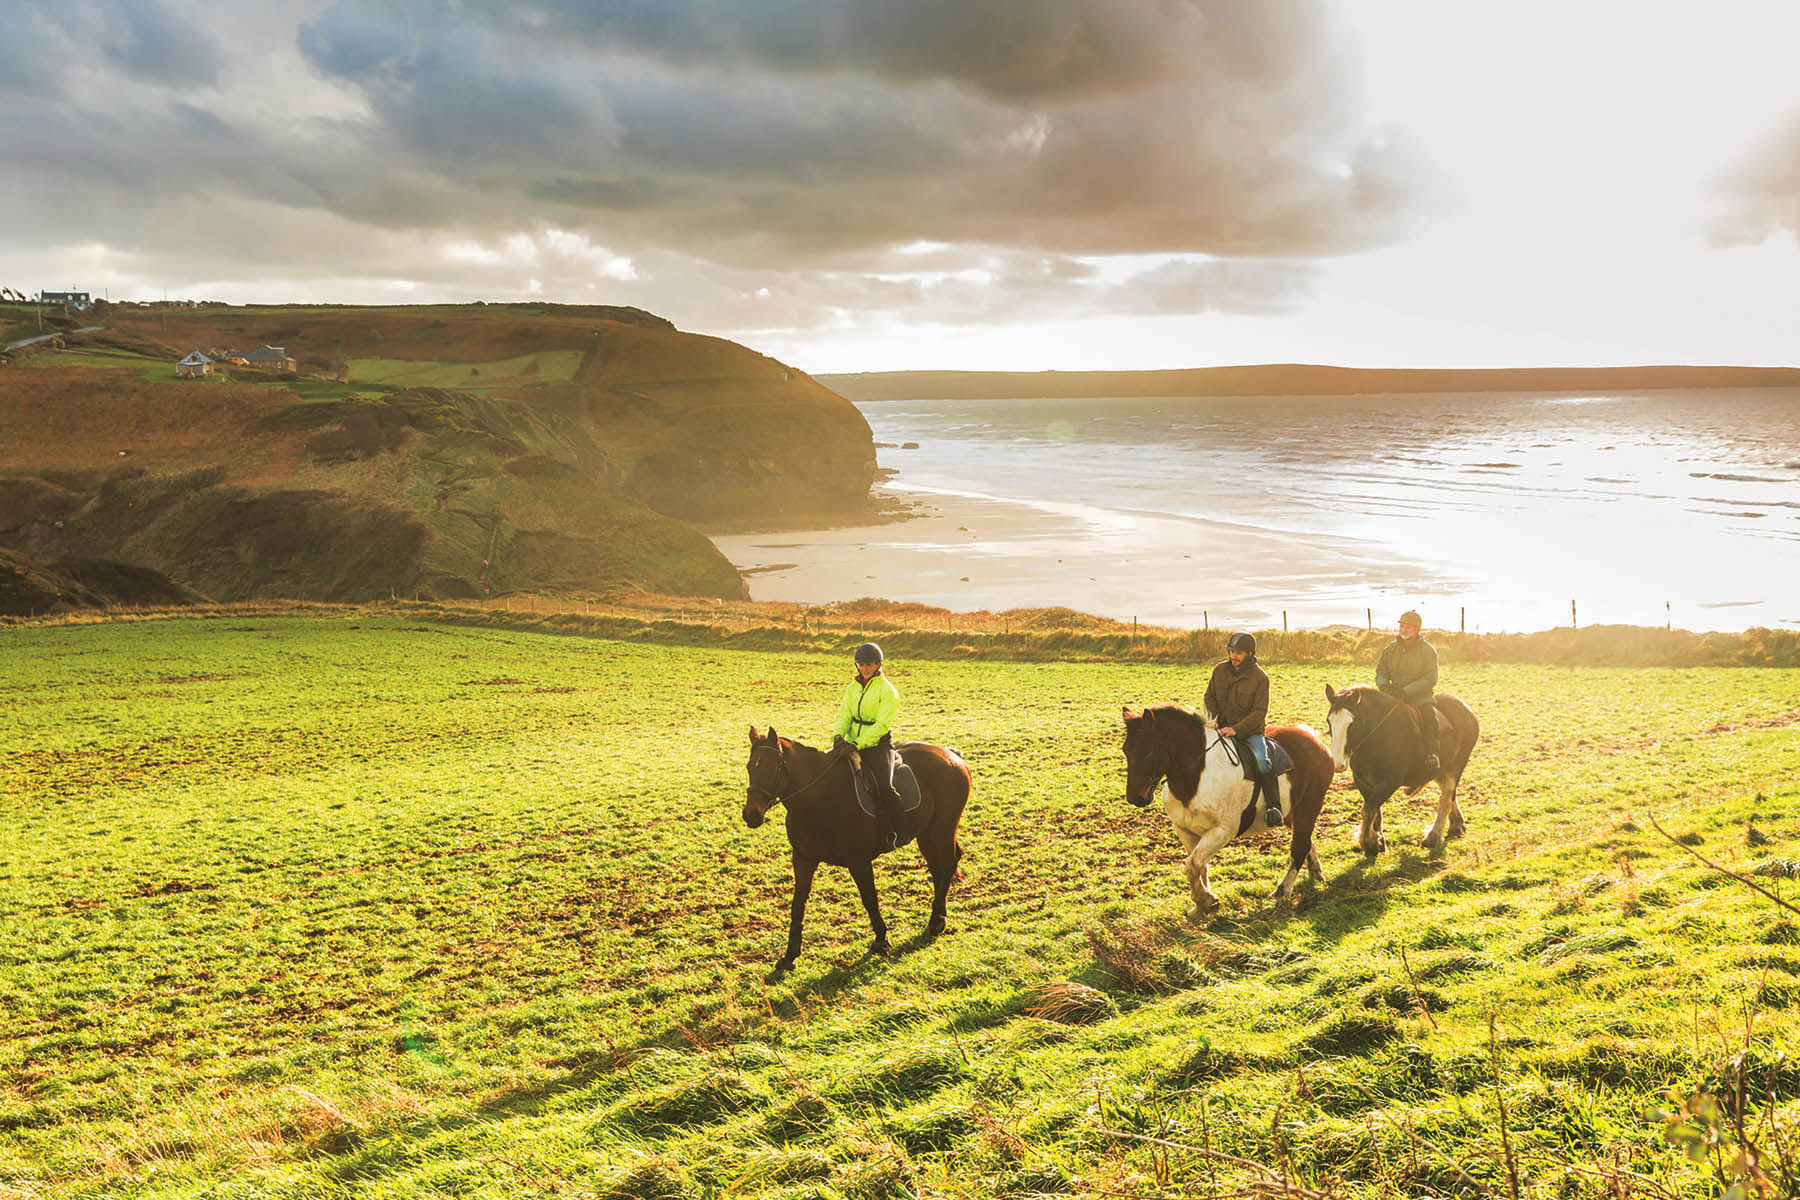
5,615,1799,1198
348,352,586,389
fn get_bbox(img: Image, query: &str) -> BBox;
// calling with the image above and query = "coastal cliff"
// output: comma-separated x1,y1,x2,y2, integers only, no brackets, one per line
0,304,878,604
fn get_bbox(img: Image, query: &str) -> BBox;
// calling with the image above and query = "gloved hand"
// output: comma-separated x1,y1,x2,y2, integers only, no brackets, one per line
833,735,853,754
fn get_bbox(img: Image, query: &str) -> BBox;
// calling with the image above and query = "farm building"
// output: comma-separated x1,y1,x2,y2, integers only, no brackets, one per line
38,290,90,310
244,344,296,371
176,350,214,379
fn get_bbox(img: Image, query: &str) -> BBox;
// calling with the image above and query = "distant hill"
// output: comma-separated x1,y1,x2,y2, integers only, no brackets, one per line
0,303,878,604
822,363,1800,401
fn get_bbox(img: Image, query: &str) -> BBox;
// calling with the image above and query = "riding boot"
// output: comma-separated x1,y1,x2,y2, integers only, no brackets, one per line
866,769,899,850
1418,703,1441,772
1262,775,1284,827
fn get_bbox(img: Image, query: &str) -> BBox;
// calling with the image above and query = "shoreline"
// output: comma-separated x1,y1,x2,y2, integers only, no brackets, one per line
710,483,1794,636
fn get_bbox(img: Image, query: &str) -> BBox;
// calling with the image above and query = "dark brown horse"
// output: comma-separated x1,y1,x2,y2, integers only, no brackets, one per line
1323,685,1479,856
1122,705,1336,919
743,727,970,976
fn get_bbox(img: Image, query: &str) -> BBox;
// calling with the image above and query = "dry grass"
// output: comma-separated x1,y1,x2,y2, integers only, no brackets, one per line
1022,981,1118,1025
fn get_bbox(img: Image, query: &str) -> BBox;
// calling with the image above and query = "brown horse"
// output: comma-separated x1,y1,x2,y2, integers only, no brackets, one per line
1122,705,1336,919
743,727,970,977
1323,685,1479,856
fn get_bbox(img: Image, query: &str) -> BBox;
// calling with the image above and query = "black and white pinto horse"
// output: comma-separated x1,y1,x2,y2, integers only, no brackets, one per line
1122,704,1336,921
1323,685,1479,856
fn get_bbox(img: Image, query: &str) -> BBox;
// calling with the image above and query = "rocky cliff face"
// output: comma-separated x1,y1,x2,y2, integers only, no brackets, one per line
0,306,874,603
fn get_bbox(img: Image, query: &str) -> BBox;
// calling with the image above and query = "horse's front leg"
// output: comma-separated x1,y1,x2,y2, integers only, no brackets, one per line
846,858,891,957
1351,772,1391,859
1423,776,1465,847
773,855,818,977
1183,826,1233,922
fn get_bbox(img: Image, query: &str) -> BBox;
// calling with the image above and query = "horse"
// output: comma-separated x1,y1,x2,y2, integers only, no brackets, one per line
1121,704,1336,921
743,726,970,977
1322,685,1479,857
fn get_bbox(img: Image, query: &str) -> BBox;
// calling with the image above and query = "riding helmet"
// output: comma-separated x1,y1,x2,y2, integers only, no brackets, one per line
1399,610,1423,628
1226,631,1256,655
853,641,884,665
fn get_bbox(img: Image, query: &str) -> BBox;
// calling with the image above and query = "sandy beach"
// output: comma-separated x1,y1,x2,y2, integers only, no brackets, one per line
711,390,1800,634
712,480,1455,631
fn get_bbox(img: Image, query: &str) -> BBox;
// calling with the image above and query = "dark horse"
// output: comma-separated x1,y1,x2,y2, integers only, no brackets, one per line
743,727,971,976
1323,685,1479,856
1121,705,1336,919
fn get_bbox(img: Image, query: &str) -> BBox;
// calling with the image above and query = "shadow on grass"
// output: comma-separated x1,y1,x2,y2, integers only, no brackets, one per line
1208,848,1453,945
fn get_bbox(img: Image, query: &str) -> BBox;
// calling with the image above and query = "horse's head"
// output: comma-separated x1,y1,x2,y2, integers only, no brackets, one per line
1323,684,1384,771
743,725,786,828
1120,706,1168,807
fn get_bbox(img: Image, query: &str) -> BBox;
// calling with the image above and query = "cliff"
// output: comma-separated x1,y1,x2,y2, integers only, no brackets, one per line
0,304,879,603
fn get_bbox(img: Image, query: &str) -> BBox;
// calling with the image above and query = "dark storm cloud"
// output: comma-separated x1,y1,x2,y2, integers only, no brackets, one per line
0,0,223,93
292,0,1439,263
1709,107,1800,248
0,0,1440,338
456,0,1211,103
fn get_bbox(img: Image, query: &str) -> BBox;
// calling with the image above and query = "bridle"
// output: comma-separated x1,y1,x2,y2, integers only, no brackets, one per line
747,742,851,808
1338,693,1406,761
1128,722,1226,804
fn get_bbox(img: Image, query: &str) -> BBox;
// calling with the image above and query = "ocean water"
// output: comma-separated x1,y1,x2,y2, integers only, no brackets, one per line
714,389,1800,632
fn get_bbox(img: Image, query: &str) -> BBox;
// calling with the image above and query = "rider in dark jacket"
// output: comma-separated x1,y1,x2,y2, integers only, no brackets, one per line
1375,609,1440,771
1205,631,1281,823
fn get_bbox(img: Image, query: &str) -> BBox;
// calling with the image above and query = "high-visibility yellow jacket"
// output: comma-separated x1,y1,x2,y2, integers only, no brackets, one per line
832,672,898,749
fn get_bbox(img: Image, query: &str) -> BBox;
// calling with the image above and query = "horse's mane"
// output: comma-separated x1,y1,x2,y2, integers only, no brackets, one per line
1332,685,1384,703
1140,702,1208,732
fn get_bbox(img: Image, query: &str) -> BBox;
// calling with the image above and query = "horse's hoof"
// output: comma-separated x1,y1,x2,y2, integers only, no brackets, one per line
767,959,795,982
925,916,947,937
871,938,892,958
1420,833,1445,851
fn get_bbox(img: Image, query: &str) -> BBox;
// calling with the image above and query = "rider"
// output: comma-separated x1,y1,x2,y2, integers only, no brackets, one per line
1375,609,1440,771
832,641,906,849
1204,632,1282,825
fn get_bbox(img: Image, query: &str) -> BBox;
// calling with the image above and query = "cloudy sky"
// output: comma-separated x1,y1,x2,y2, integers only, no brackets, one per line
7,0,1800,372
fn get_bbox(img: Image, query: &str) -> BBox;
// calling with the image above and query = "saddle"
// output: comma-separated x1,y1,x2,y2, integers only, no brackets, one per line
851,754,922,820
1232,735,1293,781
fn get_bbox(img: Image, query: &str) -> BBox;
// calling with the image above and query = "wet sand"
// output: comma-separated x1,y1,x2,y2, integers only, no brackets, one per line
710,482,1434,630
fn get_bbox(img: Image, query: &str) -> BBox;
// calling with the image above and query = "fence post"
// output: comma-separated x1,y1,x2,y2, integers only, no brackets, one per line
1203,610,1208,632
1571,598,1577,629
1283,610,1288,633
1366,607,1372,632
1460,606,1465,633
1665,601,1670,630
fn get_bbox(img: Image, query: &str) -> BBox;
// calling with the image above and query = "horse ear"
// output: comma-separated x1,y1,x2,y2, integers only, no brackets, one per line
749,724,758,742
1121,706,1138,722
766,726,778,743
1324,684,1337,703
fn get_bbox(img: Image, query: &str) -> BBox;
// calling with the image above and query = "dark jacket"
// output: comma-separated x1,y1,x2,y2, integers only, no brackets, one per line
1204,658,1269,736
1375,636,1438,703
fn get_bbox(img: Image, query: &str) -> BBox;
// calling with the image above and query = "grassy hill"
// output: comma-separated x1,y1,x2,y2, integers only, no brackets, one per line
0,304,880,604
4,613,1798,1198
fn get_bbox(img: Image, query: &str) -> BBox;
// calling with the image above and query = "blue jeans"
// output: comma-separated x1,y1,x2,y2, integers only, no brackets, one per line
1245,734,1272,774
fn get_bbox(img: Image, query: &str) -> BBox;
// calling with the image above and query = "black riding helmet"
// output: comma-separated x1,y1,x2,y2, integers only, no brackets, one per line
854,641,884,665
1226,631,1256,656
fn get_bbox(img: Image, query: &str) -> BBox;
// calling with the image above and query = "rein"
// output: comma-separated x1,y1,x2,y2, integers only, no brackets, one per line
752,744,853,806
1141,728,1228,801
1346,697,1407,760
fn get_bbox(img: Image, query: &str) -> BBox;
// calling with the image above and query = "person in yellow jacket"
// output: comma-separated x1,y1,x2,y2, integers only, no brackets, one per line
832,641,907,848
